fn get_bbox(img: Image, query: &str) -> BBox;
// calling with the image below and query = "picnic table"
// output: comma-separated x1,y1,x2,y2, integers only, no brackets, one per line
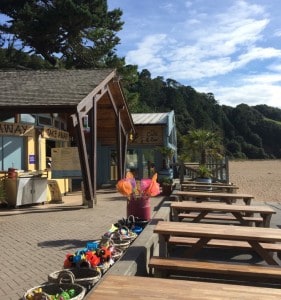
181,183,239,193
86,274,281,299
171,201,276,227
154,221,281,265
174,190,254,205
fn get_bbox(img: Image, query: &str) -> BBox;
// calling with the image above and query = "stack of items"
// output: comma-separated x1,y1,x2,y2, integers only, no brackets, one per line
23,208,150,299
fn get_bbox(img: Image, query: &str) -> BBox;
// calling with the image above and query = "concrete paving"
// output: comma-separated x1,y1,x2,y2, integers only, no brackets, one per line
0,188,164,300
1,188,281,300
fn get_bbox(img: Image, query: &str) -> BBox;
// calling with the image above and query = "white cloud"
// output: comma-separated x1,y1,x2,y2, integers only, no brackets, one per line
274,29,281,37
243,73,281,84
238,47,281,66
268,63,281,72
126,34,168,67
110,0,281,108
125,0,277,82
197,77,281,109
219,84,281,108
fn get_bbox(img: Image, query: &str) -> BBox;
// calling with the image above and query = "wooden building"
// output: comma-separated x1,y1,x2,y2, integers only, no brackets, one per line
127,111,177,180
0,69,135,207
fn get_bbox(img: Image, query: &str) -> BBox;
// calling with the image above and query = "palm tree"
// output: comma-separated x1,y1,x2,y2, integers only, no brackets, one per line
181,129,224,165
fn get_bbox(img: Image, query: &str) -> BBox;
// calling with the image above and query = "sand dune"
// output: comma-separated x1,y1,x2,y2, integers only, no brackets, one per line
229,160,281,203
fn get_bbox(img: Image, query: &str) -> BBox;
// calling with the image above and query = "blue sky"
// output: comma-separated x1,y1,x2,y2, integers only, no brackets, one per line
108,0,281,109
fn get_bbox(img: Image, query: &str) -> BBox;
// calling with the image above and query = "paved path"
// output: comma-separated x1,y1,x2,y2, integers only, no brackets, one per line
1,188,281,300
0,188,164,300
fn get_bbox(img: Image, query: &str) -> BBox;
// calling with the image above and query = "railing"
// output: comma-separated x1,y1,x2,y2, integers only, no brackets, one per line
176,157,229,184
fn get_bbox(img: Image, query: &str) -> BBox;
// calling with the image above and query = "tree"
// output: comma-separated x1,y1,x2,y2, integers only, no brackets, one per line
181,129,224,164
0,0,124,68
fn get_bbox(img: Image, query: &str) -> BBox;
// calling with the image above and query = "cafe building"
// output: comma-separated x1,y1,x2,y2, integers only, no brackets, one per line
0,70,177,208
0,69,135,208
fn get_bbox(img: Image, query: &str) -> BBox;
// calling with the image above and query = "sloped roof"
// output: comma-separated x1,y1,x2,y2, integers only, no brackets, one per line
132,112,169,125
0,69,115,111
0,69,135,144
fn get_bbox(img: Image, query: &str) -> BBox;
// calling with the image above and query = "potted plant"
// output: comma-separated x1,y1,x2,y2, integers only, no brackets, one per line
196,164,212,183
159,176,173,196
156,146,175,170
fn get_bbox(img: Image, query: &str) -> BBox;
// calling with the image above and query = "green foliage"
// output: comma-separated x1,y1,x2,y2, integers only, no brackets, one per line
254,104,281,121
0,47,53,69
181,129,224,164
124,70,281,159
197,165,212,179
1,0,281,159
158,176,173,186
0,0,124,68
155,146,175,159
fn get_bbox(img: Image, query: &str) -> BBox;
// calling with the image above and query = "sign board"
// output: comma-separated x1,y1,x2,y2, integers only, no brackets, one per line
0,122,34,136
130,125,163,145
51,147,82,178
43,127,69,141
29,154,36,164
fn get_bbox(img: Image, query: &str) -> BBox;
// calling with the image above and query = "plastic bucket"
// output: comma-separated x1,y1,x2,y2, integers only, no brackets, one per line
127,196,151,221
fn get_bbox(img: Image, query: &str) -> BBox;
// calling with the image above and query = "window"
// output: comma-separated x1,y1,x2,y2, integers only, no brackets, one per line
20,114,36,124
38,114,52,126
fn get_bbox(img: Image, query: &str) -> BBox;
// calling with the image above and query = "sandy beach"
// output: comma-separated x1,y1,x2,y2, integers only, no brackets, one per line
229,160,281,203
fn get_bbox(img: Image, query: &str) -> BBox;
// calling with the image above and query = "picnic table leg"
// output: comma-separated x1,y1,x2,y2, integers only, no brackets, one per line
260,213,272,228
243,197,252,205
184,237,211,258
192,211,209,223
247,241,279,265
172,208,179,221
158,234,168,257
231,212,249,226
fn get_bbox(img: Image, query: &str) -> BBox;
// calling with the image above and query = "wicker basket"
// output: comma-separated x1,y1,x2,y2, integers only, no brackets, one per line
104,232,132,250
23,281,86,300
111,246,123,261
48,268,101,291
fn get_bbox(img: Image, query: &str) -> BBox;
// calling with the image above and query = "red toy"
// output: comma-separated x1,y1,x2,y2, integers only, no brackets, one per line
96,246,111,263
63,254,75,268
85,251,100,267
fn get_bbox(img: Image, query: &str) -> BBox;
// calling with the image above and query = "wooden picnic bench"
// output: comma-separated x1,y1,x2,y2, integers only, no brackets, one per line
154,221,281,265
149,256,281,285
86,274,281,299
168,236,281,254
181,183,239,193
174,190,254,205
170,201,276,227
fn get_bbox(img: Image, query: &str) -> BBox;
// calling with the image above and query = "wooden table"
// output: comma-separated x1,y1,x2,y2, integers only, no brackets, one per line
86,274,281,299
174,190,254,205
181,183,239,193
154,221,281,265
171,201,276,227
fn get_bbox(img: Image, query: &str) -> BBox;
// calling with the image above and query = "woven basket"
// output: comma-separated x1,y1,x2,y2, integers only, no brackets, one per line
23,282,86,300
48,268,101,291
111,246,123,261
104,232,132,250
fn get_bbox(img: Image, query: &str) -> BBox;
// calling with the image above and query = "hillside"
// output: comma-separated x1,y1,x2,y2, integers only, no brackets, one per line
124,69,281,159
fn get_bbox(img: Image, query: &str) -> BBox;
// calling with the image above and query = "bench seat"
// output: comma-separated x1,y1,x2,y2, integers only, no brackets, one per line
168,236,281,252
177,213,263,225
149,256,281,283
